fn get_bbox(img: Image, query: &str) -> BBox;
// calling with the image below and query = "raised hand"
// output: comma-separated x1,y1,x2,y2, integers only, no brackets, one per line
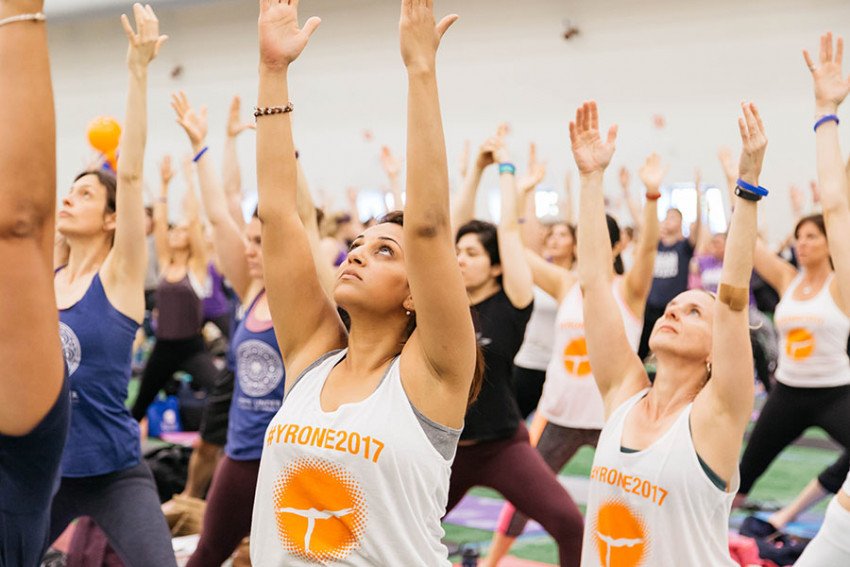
518,143,546,195
458,140,470,179
380,146,402,180
121,3,167,72
399,0,458,74
789,184,805,216
258,0,321,71
160,155,174,188
718,146,738,183
569,101,618,176
804,32,850,113
810,179,821,204
171,91,208,149
619,166,631,193
737,102,768,185
490,136,511,165
638,153,668,194
227,96,255,138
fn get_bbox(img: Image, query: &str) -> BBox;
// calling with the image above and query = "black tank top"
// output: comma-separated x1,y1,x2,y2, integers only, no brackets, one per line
155,275,204,340
462,289,533,441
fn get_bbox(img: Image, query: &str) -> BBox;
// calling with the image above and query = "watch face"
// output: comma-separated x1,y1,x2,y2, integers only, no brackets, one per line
735,187,760,202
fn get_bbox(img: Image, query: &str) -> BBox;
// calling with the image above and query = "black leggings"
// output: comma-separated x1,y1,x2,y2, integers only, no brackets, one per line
131,336,218,422
513,365,546,419
818,451,850,494
739,382,850,494
446,423,584,567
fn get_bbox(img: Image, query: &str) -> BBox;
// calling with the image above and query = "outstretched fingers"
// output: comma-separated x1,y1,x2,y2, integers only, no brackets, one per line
436,14,459,39
302,16,322,39
120,13,136,42
606,124,619,146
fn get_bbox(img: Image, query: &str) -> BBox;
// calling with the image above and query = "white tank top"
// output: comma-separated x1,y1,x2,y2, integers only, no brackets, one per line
581,390,738,567
513,286,559,371
251,350,453,566
774,273,850,388
538,279,642,430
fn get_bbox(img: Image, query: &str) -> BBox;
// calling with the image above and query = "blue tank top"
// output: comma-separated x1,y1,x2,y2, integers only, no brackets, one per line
57,272,141,477
225,290,285,460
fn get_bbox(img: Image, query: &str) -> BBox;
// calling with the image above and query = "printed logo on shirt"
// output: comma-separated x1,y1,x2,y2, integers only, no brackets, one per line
785,328,815,361
563,337,592,377
237,339,284,397
272,457,367,562
59,322,82,376
653,251,679,279
592,499,648,567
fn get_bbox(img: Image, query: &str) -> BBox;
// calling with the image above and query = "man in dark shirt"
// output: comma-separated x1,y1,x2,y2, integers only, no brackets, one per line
638,207,700,359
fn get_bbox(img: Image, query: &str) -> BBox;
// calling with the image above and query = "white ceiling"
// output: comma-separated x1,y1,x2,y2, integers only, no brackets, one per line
49,0,197,19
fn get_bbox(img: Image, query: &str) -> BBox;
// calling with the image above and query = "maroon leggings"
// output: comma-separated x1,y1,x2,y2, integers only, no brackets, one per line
446,423,584,567
186,457,259,567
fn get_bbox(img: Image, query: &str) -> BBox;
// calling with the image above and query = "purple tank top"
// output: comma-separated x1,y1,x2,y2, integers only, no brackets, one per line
203,263,231,319
155,275,203,340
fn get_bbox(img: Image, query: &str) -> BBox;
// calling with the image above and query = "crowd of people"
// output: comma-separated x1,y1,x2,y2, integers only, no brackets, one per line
2,1,850,566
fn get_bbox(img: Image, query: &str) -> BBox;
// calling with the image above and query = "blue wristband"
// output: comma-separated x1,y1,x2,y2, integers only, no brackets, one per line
499,162,516,175
192,146,209,163
814,114,840,132
736,178,769,197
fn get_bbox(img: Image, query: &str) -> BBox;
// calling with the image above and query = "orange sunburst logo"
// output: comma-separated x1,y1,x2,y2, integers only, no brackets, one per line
593,499,648,567
563,337,592,377
785,328,815,361
272,457,367,562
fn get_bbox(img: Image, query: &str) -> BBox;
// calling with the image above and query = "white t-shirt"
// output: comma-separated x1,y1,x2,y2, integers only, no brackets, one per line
581,390,738,567
251,350,453,566
538,279,642,430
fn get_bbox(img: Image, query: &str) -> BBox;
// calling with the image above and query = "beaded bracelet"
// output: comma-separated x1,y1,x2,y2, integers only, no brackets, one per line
254,103,294,119
0,12,46,28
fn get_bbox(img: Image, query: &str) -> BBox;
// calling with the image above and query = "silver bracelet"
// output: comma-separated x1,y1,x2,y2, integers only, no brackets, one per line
0,12,46,28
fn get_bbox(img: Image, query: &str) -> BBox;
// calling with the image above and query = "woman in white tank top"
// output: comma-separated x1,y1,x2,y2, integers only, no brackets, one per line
793,32,850,566
249,3,479,565
486,154,662,566
736,43,850,506
573,101,766,566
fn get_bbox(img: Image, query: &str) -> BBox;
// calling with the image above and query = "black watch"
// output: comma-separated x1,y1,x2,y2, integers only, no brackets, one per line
735,186,762,202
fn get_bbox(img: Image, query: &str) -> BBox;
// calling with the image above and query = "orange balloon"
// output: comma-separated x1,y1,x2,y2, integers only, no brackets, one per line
104,148,118,172
87,116,122,154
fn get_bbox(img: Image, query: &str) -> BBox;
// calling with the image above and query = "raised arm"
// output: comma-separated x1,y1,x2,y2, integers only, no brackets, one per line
296,157,336,298
560,171,575,226
807,32,850,315
452,133,499,232
573,102,648,415
689,168,704,249
180,165,210,281
153,157,172,269
398,0,476,407
491,139,533,308
222,95,254,229
101,4,167,323
0,0,65,435
172,91,251,300
619,166,642,230
754,236,797,294
622,153,663,317
380,145,404,210
256,0,344,381
516,142,547,253
693,103,766,481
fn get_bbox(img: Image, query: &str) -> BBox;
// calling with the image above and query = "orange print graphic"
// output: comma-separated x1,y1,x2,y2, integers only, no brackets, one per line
272,457,366,562
563,337,592,377
785,328,815,361
593,499,648,567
